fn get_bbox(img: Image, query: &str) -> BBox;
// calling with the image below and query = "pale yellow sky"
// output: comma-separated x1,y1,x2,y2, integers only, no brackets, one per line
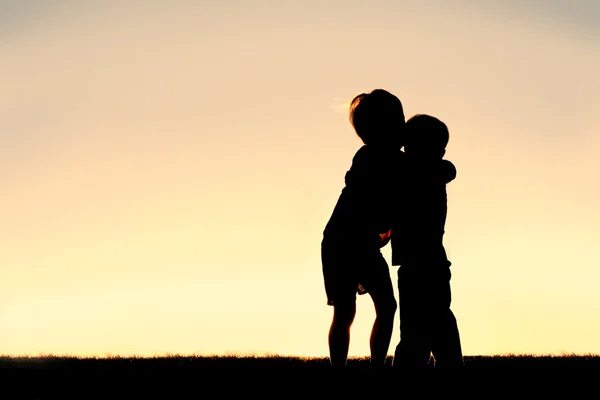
1,0,599,357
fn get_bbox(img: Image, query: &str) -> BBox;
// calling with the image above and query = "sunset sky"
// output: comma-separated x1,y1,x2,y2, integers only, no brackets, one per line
2,0,599,358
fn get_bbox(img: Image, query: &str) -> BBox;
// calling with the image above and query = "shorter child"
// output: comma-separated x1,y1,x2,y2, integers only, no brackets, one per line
391,114,463,368
322,89,404,367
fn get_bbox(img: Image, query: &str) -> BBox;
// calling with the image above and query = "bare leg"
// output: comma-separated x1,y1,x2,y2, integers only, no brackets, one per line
369,290,397,365
328,302,356,367
355,249,397,366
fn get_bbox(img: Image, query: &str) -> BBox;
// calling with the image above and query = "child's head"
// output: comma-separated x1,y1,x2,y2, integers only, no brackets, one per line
349,89,405,148
404,114,449,159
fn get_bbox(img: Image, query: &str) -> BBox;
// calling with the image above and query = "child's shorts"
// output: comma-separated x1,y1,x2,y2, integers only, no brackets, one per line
321,237,394,306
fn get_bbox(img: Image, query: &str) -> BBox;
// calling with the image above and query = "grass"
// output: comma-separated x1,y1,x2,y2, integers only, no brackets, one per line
3,353,600,370
2,354,596,397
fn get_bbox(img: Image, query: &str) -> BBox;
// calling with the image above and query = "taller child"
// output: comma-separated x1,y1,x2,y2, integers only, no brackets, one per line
321,89,405,367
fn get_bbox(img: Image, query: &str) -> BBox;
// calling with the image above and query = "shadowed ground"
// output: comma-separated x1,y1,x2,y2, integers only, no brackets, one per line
3,354,600,370
2,355,595,398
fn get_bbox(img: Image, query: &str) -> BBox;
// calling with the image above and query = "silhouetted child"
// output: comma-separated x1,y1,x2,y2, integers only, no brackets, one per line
322,89,404,367
391,114,463,368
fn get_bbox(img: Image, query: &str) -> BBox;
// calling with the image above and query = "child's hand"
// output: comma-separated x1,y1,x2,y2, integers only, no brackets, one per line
441,159,456,183
378,228,392,248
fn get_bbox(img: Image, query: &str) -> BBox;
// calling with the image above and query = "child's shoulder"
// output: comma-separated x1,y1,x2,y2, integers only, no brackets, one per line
351,144,395,168
346,145,398,184
351,145,371,162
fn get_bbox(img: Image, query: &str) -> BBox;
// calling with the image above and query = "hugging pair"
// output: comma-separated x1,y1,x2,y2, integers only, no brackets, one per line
321,89,463,368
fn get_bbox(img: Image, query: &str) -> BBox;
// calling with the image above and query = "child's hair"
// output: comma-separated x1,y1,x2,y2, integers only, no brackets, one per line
349,89,404,145
405,114,449,157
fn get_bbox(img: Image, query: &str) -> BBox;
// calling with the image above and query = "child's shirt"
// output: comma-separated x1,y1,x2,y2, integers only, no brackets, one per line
323,145,399,249
391,157,456,266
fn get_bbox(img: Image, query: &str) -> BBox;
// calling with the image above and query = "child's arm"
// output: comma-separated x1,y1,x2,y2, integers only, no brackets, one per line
441,159,456,183
390,154,408,265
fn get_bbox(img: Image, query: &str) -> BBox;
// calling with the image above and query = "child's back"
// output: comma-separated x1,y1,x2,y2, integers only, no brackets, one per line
391,157,456,265
323,144,397,248
321,89,404,367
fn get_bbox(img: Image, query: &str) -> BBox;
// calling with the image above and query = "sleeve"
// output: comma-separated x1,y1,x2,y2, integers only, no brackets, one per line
441,159,457,183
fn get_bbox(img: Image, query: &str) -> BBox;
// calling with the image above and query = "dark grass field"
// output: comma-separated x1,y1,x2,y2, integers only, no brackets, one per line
2,354,597,398
3,353,600,370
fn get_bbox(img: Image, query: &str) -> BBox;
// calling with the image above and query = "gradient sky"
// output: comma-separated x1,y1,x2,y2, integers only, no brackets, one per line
1,0,599,357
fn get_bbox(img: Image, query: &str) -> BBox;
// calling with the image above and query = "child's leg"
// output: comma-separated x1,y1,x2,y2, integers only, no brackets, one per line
393,265,433,368
322,239,359,367
328,301,357,367
361,251,397,365
430,268,463,367
431,309,462,367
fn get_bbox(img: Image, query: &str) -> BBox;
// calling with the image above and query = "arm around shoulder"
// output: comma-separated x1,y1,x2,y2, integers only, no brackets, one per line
441,159,457,183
